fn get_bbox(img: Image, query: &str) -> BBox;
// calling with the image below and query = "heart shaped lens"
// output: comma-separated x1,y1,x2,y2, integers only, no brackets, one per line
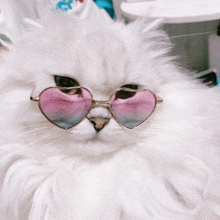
110,89,156,129
39,87,93,129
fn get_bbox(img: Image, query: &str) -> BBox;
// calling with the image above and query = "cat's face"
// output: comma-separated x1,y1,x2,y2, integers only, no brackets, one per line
0,16,173,156
2,14,220,219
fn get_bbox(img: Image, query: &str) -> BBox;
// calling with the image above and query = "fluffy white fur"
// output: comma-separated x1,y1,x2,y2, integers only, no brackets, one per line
0,11,220,220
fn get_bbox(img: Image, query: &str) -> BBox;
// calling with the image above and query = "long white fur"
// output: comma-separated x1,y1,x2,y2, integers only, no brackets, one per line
0,10,220,220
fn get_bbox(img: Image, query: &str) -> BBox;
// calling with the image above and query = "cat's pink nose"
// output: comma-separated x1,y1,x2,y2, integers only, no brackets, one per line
88,117,110,132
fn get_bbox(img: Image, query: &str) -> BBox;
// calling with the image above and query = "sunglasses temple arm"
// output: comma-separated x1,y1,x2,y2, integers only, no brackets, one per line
30,97,39,101
30,89,39,102
156,96,163,103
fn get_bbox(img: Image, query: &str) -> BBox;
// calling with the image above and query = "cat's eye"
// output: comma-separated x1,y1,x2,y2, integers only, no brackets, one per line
122,84,138,90
54,75,79,88
60,87,82,95
116,84,138,99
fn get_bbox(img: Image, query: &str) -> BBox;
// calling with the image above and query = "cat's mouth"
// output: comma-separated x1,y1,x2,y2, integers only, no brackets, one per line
87,132,107,143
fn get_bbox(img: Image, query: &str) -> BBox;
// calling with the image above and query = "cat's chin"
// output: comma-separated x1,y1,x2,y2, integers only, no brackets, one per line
65,130,133,156
38,134,129,158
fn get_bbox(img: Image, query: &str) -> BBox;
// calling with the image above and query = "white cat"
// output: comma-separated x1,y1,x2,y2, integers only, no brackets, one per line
0,9,220,220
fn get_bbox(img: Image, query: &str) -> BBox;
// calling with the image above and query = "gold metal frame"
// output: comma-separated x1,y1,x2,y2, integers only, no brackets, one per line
30,86,163,130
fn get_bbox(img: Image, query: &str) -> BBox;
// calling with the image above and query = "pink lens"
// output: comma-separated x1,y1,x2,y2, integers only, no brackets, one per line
110,90,156,129
39,87,93,129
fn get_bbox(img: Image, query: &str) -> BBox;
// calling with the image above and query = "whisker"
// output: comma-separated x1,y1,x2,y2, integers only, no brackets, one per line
21,126,48,135
28,132,53,145
12,121,49,134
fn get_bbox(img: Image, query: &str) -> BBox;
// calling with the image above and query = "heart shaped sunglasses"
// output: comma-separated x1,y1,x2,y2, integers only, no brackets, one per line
30,86,163,130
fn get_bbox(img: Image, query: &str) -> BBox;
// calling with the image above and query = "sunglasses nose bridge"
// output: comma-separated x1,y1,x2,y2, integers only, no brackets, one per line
92,100,111,109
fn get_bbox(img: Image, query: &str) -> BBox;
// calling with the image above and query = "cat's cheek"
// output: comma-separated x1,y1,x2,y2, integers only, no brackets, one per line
95,120,134,145
68,119,97,139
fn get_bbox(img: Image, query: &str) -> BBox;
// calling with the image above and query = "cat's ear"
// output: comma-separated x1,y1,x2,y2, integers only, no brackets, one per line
0,0,55,51
126,18,172,58
0,18,45,51
127,18,164,39
0,0,36,50
140,18,163,33
0,34,12,51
